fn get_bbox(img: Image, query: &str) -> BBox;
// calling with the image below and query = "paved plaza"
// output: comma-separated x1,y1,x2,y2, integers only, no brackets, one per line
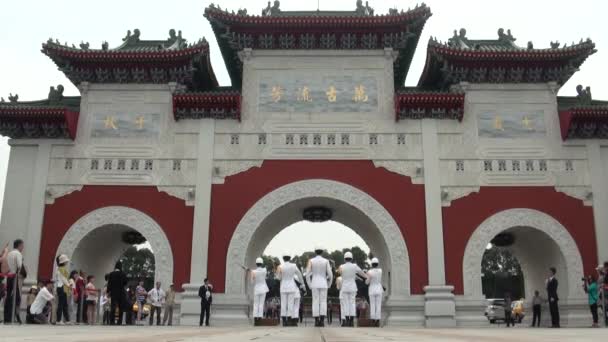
0,326,606,342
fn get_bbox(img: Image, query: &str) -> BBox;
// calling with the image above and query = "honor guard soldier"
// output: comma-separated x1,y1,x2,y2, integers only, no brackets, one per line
276,255,305,327
292,275,304,324
250,257,269,325
338,251,368,327
365,257,383,327
306,245,333,327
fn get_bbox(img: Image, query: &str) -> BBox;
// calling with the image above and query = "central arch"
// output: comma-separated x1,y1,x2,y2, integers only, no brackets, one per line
225,179,411,297
55,206,174,288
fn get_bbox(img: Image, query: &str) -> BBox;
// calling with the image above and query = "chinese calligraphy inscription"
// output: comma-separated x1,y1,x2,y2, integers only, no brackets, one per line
478,111,546,138
258,74,378,113
91,113,161,138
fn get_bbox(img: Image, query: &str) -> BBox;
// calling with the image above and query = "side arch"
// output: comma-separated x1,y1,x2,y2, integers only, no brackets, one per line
56,206,174,288
462,208,585,298
225,179,411,297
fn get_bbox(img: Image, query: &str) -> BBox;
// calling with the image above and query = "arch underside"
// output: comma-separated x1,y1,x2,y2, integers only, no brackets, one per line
56,206,174,289
463,208,585,300
225,179,411,298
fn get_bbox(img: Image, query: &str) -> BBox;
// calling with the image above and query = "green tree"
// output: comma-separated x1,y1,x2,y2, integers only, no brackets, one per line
119,246,155,288
481,246,524,299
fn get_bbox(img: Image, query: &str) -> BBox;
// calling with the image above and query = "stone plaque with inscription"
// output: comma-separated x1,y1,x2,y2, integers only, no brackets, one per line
258,73,378,113
91,113,161,138
478,111,546,138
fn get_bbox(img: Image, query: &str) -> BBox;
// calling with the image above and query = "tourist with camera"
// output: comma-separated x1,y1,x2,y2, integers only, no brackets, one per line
583,274,599,328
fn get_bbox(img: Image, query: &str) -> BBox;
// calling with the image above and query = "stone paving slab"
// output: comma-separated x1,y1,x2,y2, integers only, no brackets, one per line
0,326,606,342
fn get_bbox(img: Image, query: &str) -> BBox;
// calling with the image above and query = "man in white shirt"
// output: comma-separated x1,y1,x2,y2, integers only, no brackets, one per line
4,239,24,324
306,246,333,327
28,280,54,324
338,251,368,327
148,281,165,326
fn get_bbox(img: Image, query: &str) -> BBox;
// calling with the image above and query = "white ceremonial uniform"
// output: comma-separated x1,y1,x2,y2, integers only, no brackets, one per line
292,280,301,320
251,267,269,318
336,277,345,320
366,268,383,320
306,255,333,317
278,262,304,318
339,262,364,317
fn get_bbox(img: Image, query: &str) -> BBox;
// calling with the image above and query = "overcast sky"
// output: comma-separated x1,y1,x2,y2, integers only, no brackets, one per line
0,0,606,255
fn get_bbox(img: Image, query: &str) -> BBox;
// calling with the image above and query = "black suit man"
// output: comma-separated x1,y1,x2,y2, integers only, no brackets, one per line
107,261,128,325
546,267,560,328
198,278,213,326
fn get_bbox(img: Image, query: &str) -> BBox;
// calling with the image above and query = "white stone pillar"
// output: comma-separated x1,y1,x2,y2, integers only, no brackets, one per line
586,142,608,263
421,119,456,327
23,142,52,284
189,119,215,283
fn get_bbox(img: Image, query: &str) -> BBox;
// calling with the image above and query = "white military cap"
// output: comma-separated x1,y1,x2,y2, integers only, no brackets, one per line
344,252,353,259
256,257,263,264
371,257,379,264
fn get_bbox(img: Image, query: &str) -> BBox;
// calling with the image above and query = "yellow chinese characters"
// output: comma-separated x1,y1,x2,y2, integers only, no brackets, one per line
352,84,368,103
271,86,284,103
493,115,504,131
297,86,312,102
326,86,337,103
135,115,145,129
104,116,118,130
521,116,534,130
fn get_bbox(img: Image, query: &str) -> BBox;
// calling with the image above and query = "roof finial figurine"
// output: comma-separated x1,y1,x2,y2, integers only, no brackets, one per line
356,0,365,14
262,1,271,16
1,98,5,103
169,29,177,41
576,85,593,105
237,8,248,15
102,41,109,50
388,8,398,15
8,93,18,103
365,1,374,15
550,41,560,49
498,28,516,43
527,41,534,50
48,85,64,104
270,0,281,15
79,42,89,50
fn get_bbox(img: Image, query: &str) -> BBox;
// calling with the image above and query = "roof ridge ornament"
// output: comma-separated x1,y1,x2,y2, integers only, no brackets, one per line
356,0,374,15
48,85,64,105
123,29,141,44
497,28,516,44
8,93,18,103
448,28,468,47
262,0,281,16
576,85,593,105
550,41,561,49
79,42,89,50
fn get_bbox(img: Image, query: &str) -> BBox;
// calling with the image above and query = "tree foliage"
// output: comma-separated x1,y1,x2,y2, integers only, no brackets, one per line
481,246,525,299
119,246,155,288
481,246,522,276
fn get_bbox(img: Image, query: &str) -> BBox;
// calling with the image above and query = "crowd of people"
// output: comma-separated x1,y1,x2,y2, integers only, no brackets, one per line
500,264,608,328
1,237,607,328
0,239,179,326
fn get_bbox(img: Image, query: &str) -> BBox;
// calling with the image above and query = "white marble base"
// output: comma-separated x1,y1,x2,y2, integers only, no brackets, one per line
424,285,457,328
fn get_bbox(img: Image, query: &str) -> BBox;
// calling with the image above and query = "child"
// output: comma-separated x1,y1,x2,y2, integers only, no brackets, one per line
135,280,147,324
531,290,543,327
100,287,110,325
85,275,97,325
